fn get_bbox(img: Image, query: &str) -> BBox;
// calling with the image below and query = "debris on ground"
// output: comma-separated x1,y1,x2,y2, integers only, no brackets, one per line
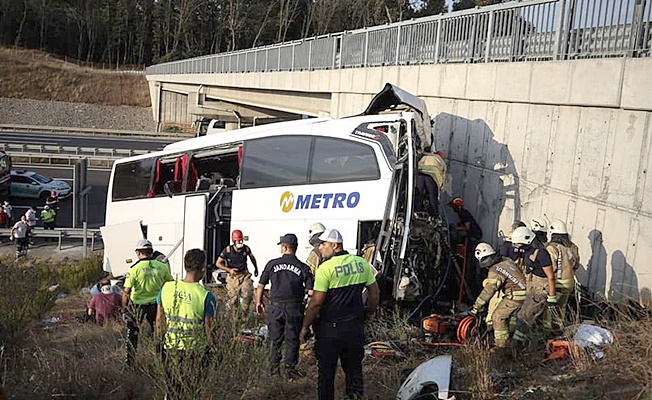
364,341,406,358
572,323,613,360
397,354,452,400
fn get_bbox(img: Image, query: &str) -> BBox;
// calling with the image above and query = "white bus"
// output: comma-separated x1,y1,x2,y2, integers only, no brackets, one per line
102,84,448,302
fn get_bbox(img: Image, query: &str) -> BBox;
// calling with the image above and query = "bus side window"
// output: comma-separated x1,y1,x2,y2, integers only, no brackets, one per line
112,158,155,201
310,138,380,183
240,136,311,188
192,150,240,191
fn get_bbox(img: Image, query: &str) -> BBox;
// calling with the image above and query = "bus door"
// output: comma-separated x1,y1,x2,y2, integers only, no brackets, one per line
183,194,207,276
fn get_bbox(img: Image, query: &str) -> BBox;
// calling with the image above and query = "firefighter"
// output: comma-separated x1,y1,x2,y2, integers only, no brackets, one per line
415,151,447,218
469,243,527,348
545,219,580,321
498,220,526,261
511,227,557,345
306,222,326,275
215,229,259,314
530,216,549,250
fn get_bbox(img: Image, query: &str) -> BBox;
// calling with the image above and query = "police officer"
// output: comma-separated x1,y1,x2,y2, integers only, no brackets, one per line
122,239,174,366
156,248,217,399
255,233,313,377
545,219,580,321
300,228,380,400
470,243,527,348
511,227,557,345
215,229,259,314
306,222,326,275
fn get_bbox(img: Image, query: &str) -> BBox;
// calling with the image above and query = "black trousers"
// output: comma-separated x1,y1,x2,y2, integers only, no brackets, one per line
267,301,304,370
315,319,364,400
125,302,157,366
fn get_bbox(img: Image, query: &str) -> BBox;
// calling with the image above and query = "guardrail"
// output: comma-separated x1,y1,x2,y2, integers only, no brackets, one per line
0,124,192,140
147,0,652,75
0,143,152,167
0,227,102,251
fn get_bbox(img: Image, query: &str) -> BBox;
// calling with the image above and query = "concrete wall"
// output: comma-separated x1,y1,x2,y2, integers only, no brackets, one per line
147,57,652,303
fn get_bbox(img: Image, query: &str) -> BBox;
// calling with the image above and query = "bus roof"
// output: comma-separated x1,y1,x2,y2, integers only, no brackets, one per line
152,112,412,155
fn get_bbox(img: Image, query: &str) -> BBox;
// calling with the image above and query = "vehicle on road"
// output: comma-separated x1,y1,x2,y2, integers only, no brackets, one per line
103,84,450,307
10,170,71,200
0,151,10,198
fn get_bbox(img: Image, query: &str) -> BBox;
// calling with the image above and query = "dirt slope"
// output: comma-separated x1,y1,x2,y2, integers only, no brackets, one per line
0,48,150,107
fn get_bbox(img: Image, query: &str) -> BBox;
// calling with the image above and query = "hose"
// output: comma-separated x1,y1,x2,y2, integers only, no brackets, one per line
456,315,479,343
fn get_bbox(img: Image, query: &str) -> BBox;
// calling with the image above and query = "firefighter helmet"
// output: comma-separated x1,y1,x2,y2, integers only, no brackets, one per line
549,219,568,235
511,226,535,245
474,243,496,261
231,229,244,241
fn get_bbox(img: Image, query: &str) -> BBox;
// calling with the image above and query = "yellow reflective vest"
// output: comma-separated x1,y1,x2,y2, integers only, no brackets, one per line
160,280,210,350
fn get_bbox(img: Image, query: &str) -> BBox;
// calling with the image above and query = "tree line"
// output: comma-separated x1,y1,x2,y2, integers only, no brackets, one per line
0,0,503,67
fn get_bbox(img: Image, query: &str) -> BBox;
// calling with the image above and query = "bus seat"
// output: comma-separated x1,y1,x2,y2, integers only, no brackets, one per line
219,178,236,187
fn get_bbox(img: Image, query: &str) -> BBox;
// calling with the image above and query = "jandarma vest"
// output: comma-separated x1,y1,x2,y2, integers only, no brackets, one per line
160,280,210,350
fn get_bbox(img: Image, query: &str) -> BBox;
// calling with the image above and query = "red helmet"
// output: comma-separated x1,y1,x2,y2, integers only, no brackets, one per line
450,197,463,207
231,229,243,241
435,150,446,160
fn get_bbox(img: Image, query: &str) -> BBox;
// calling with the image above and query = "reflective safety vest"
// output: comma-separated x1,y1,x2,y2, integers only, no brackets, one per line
40,209,56,223
474,258,527,309
546,242,580,290
160,280,210,350
417,153,446,189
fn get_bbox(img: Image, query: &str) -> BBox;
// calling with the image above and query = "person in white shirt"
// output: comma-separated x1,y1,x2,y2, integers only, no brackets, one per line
24,206,37,244
11,215,30,259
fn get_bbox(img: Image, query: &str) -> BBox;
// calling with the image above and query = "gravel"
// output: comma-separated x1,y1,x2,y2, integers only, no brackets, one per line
0,97,157,132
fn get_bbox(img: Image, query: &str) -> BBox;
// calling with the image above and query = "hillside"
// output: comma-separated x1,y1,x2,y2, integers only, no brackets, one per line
0,48,150,107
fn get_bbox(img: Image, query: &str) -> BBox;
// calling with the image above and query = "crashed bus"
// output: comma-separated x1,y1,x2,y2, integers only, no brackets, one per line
102,84,451,306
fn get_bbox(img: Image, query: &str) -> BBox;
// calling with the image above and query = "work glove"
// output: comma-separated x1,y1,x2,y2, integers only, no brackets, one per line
469,307,479,317
546,295,559,311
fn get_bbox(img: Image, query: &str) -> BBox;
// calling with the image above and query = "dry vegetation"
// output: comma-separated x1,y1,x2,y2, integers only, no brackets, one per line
1,254,651,400
0,48,150,107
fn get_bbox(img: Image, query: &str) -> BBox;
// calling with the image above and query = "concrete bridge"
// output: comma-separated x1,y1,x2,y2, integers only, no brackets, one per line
145,0,652,304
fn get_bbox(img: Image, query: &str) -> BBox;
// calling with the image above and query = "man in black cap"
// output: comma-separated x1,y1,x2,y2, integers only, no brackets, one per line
255,233,314,378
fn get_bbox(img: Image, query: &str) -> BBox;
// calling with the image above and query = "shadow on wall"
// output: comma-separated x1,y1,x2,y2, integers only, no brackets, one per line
609,250,639,303
577,229,608,301
432,112,520,246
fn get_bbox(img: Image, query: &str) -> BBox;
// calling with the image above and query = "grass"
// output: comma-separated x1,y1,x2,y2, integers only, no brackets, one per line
2,260,652,399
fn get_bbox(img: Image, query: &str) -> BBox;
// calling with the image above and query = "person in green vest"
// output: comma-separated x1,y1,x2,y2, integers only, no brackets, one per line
122,239,174,366
40,205,56,241
156,248,217,399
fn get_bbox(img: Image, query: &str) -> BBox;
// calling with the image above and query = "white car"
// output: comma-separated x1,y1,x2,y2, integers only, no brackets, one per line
10,170,71,199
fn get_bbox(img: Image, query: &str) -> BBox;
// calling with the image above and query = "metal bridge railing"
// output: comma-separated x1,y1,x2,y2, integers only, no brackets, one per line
146,0,652,76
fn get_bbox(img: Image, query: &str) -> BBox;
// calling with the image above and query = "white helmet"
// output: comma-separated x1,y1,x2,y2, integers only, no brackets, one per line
530,217,549,233
511,226,535,245
549,219,568,235
474,243,496,261
308,222,326,239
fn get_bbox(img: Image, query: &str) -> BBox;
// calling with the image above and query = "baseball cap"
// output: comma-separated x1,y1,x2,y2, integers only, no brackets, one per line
135,239,153,251
277,233,298,246
318,228,343,244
